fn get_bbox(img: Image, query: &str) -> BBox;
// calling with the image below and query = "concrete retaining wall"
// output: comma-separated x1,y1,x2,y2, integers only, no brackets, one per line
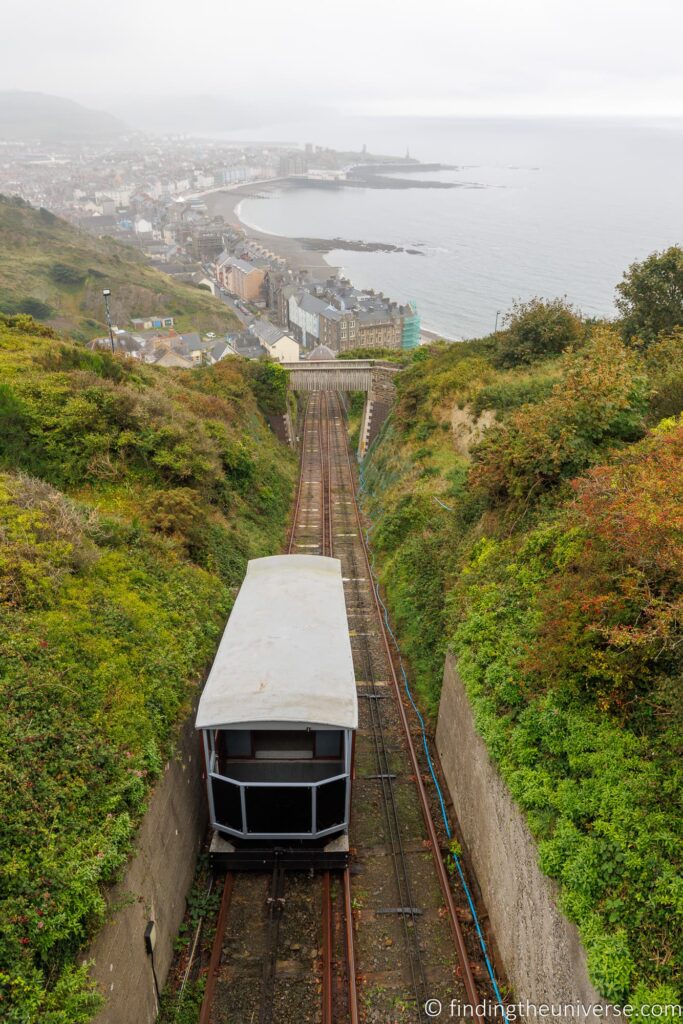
435,653,607,1018
86,710,206,1024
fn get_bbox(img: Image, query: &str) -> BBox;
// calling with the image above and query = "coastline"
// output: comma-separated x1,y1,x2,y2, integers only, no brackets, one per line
203,181,459,342
204,181,340,279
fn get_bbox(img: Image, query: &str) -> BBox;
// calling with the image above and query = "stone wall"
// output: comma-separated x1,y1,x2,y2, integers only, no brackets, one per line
435,654,607,1019
86,710,206,1024
359,398,391,457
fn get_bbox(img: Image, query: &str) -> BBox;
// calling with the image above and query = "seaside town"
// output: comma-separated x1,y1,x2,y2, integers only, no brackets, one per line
3,2,683,1019
0,134,422,366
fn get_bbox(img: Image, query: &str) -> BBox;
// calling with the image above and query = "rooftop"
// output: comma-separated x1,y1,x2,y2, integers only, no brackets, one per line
228,256,262,276
251,319,286,347
307,344,337,361
297,291,331,316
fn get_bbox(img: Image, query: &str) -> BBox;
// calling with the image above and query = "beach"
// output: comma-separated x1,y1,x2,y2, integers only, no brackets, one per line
203,181,457,342
203,182,341,280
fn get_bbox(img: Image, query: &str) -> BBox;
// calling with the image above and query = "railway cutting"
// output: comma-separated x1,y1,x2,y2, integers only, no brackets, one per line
193,390,495,1024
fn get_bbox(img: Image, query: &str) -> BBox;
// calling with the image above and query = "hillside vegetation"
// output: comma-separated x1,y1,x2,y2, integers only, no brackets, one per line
0,314,295,1022
361,259,683,1007
0,196,239,340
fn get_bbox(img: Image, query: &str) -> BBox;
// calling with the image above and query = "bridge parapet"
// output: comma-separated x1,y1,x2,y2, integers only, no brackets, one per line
282,360,402,457
281,360,400,395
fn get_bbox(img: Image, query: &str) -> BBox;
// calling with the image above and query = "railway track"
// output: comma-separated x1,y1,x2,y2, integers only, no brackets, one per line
334,394,482,1001
198,390,486,1024
199,394,359,1024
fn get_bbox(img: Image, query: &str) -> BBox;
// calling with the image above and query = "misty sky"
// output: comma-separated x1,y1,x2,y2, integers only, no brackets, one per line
3,0,683,118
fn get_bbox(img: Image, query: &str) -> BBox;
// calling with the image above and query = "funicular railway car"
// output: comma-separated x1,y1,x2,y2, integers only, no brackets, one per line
196,555,358,868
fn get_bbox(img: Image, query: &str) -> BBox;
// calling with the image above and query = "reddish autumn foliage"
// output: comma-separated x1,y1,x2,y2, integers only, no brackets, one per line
530,421,683,711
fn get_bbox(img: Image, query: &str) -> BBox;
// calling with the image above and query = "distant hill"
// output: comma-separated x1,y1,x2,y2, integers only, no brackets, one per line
0,195,240,339
0,91,128,141
106,93,320,135
106,94,262,134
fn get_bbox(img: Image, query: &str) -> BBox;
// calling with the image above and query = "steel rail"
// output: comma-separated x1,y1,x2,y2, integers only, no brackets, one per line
320,395,361,1024
322,871,334,1024
319,392,328,556
321,391,334,557
335,393,481,1010
198,872,235,1024
322,867,360,1024
342,868,361,1024
287,393,313,554
326,392,429,1016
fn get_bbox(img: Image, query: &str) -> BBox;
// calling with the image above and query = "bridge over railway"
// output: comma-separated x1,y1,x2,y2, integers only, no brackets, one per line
282,359,401,456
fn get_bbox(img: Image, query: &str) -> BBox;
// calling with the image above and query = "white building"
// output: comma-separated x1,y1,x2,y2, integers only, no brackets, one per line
288,291,329,348
250,319,300,363
267,335,300,362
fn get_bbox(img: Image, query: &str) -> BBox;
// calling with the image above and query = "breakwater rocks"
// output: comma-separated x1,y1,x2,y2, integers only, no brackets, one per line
347,161,461,188
288,164,490,190
296,236,424,255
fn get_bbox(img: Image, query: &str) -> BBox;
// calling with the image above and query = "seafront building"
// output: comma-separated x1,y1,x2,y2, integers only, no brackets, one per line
281,280,419,353
212,226,420,355
287,290,329,348
215,252,266,302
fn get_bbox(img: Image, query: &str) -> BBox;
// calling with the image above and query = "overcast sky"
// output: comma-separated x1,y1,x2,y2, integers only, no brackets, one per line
3,0,683,118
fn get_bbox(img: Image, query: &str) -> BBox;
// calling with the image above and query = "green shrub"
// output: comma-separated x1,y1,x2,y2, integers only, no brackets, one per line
360,314,682,1003
1,297,53,320
0,322,296,1021
0,312,57,338
494,296,585,367
247,359,289,414
36,344,129,382
472,374,556,415
645,329,683,420
616,246,683,344
49,263,86,287
469,329,648,504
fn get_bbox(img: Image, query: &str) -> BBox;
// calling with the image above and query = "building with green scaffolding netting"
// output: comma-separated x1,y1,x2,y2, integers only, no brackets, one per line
401,302,420,349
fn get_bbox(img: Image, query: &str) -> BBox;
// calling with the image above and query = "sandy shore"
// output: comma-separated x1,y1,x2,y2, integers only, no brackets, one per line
203,182,339,279
420,327,453,343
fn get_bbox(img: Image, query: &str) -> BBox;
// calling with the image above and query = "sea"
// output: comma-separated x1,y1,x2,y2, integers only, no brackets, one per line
218,115,683,340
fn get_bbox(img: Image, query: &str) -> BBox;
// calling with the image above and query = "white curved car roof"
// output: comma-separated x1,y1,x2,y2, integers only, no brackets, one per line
196,555,358,731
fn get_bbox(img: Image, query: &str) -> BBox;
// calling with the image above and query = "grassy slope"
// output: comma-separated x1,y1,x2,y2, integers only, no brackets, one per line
0,315,296,1022
0,196,239,340
361,332,682,1006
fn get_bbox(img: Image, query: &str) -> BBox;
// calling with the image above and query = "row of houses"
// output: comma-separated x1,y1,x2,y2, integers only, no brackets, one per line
213,249,420,355
90,314,301,367
279,281,419,352
89,322,234,368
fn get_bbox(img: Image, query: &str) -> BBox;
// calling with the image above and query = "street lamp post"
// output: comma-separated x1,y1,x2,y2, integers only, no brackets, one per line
102,289,115,353
494,309,501,334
